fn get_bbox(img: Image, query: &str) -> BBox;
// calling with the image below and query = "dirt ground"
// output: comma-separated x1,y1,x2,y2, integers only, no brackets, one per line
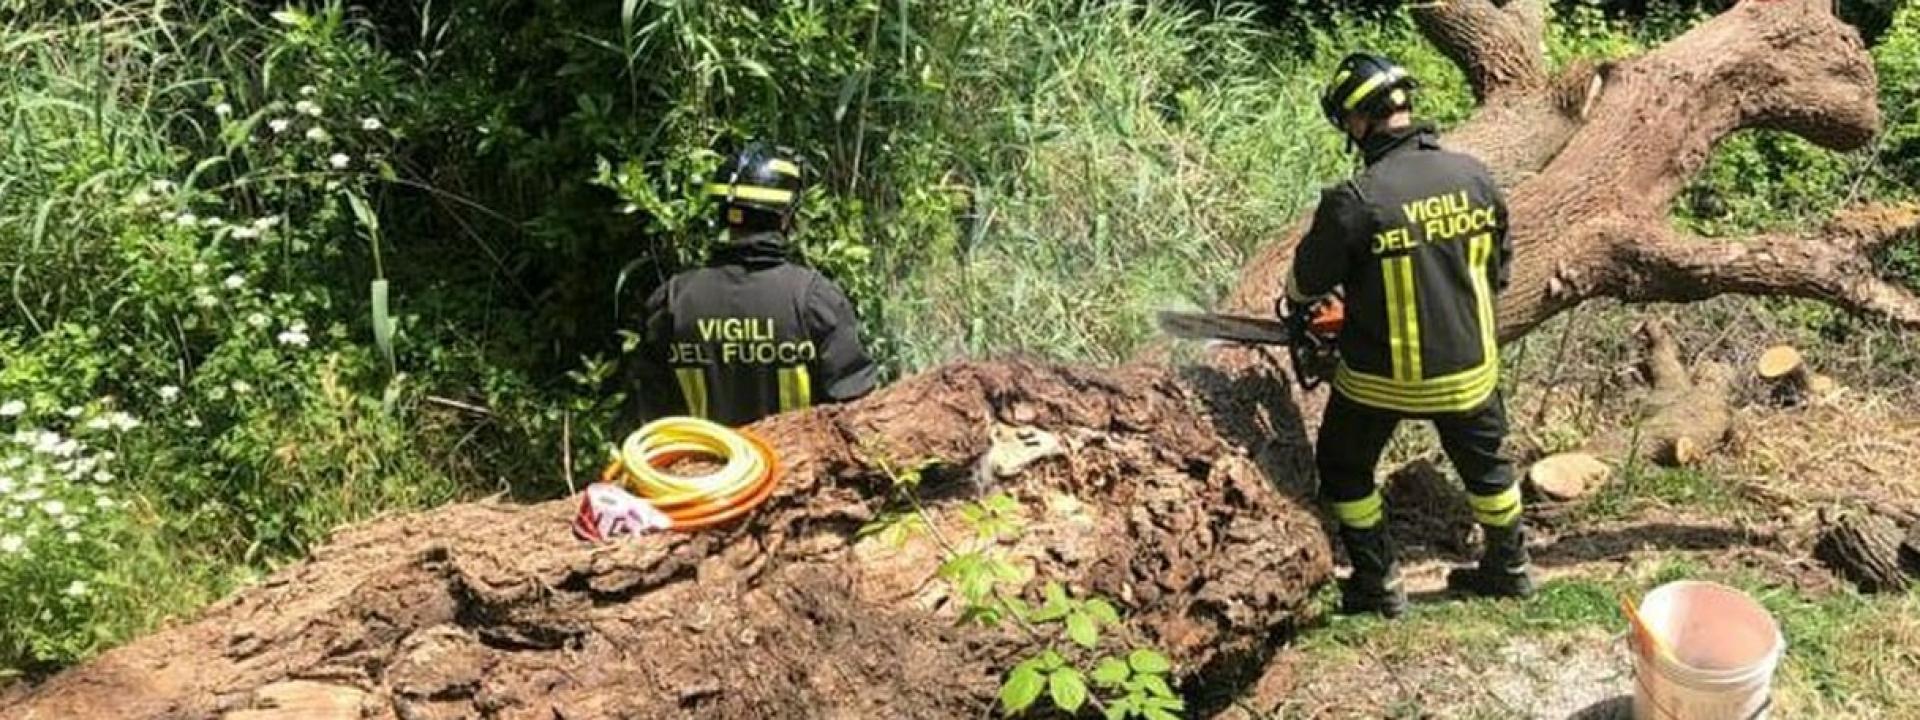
1218,371,1920,720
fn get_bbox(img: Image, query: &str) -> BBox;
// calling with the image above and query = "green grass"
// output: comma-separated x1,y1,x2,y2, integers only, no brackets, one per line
1284,556,1920,717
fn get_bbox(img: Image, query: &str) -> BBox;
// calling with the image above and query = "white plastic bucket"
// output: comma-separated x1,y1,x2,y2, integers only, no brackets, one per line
1632,581,1785,720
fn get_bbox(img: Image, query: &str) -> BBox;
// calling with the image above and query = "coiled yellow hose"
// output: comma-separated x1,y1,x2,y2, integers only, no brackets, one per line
599,416,780,531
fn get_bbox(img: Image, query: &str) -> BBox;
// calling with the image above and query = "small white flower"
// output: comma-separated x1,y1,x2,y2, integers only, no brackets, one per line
252,216,282,231
269,118,292,134
94,496,114,509
360,117,383,131
224,274,246,290
0,535,21,553
3,457,23,470
230,227,261,240
57,514,80,530
51,439,78,457
231,380,254,395
194,289,220,309
4,506,20,519
276,327,311,348
61,406,82,419
158,385,180,402
41,499,65,517
300,84,317,97
214,102,233,117
328,153,351,170
305,127,330,143
150,179,176,193
85,416,112,431
618,203,639,215
247,312,270,328
64,580,87,597
0,400,24,417
17,487,43,503
192,262,209,275
92,470,113,483
160,210,178,222
130,190,153,206
184,416,203,429
294,99,317,115
201,216,225,228
175,212,200,227
63,531,79,545
0,477,12,495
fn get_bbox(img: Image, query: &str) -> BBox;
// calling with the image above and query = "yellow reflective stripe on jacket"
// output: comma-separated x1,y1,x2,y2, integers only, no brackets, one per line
1471,234,1499,358
675,368,710,419
1333,491,1385,529
1469,485,1523,527
705,183,795,205
767,159,802,178
1381,256,1413,381
777,366,812,413
1397,256,1421,380
1334,361,1498,414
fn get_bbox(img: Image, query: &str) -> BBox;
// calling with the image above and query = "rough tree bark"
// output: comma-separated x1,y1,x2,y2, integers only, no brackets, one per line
6,1,1916,718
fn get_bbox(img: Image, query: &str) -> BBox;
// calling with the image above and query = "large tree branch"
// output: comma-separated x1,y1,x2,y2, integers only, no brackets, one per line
1606,205,1920,327
1411,0,1550,102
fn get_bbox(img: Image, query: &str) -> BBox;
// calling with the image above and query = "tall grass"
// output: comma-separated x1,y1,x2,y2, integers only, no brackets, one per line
0,0,1916,677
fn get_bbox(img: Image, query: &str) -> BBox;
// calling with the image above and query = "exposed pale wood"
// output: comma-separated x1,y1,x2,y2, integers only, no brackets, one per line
1528,453,1610,501
1757,345,1806,381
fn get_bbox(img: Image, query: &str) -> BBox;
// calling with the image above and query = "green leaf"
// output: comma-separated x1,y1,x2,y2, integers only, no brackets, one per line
1091,657,1131,686
1128,649,1172,674
1048,668,1088,713
1086,598,1121,625
1143,707,1182,720
1066,612,1099,648
1045,581,1069,607
1003,596,1032,622
1104,698,1133,720
1000,664,1045,714
1139,674,1176,700
1038,650,1067,672
986,493,1020,514
1145,696,1188,712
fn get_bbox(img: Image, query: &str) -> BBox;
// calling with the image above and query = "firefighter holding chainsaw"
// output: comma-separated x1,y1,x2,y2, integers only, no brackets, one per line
1284,53,1530,617
632,142,878,427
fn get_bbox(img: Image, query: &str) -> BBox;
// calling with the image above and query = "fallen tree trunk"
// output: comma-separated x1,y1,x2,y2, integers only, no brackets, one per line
2,362,1330,719
8,1,1916,718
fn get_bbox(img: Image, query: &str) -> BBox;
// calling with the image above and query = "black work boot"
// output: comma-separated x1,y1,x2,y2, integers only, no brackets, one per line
1447,523,1536,599
1338,526,1408,618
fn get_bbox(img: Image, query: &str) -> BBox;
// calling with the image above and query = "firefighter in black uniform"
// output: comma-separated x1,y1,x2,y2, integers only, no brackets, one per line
633,143,878,426
1284,53,1533,617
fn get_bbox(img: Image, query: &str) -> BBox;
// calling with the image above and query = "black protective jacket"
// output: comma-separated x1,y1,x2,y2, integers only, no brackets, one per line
635,232,878,426
1287,125,1511,414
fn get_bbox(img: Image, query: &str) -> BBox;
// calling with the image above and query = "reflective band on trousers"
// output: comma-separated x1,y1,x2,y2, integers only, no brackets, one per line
1334,491,1385,529
1469,485,1523,527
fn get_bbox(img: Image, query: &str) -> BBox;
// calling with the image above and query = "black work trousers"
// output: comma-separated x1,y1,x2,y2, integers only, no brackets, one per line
1316,388,1518,530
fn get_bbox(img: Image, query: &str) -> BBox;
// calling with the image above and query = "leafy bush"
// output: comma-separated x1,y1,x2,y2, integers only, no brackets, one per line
0,0,1915,677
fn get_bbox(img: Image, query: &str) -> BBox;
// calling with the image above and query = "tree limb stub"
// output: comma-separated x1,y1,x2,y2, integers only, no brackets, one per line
1412,0,1550,102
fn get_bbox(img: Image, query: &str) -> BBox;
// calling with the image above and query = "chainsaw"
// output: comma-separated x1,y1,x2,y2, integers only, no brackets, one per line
1155,297,1344,390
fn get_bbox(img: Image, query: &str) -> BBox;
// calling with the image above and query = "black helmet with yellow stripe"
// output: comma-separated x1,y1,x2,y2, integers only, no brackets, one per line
707,142,806,230
1321,52,1417,130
